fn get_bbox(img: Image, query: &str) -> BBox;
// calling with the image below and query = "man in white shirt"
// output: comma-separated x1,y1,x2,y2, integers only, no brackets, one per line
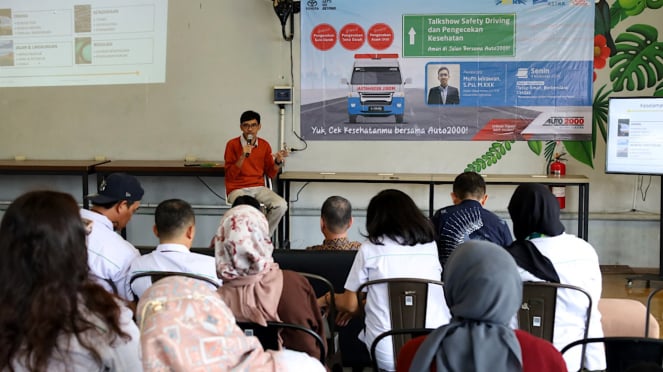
129,198,219,297
81,172,144,301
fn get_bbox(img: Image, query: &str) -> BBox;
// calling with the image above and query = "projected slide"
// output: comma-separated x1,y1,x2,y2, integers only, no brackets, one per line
0,0,167,87
606,97,663,175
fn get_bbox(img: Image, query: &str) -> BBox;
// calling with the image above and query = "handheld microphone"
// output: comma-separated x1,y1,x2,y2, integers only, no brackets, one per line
244,134,254,158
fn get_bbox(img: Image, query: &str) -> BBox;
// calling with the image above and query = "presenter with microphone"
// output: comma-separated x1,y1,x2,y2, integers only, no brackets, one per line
224,110,288,237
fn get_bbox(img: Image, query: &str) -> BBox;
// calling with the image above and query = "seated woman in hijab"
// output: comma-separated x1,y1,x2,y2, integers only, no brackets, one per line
213,205,326,360
507,183,605,372
318,189,451,371
0,191,141,371
398,240,567,372
137,276,325,371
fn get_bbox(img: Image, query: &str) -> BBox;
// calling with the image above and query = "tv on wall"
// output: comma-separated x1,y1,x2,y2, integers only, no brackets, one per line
605,97,663,175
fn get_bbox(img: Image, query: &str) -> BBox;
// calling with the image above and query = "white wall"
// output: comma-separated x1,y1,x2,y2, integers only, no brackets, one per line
0,1,660,267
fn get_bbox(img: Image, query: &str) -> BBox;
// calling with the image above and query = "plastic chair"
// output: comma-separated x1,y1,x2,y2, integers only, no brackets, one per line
356,278,444,370
518,281,593,368
129,271,219,300
237,321,326,364
561,337,663,372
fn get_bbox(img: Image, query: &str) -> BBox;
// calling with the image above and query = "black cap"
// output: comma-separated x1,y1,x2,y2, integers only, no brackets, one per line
87,173,144,204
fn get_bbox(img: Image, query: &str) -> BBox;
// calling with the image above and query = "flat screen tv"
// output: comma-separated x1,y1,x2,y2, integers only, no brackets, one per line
606,97,663,175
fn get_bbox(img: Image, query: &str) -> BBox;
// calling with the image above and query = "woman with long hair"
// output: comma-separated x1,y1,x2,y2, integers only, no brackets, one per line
318,189,451,371
0,190,141,371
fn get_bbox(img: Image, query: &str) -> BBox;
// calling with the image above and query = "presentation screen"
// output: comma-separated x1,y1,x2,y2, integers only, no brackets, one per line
0,0,168,87
606,97,663,175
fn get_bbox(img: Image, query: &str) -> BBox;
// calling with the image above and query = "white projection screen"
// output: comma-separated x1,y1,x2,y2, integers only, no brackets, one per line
0,0,168,87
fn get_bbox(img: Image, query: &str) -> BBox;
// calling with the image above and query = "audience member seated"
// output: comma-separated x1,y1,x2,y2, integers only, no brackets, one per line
207,194,264,250
306,195,362,251
214,205,327,360
0,191,141,371
81,172,144,301
318,189,451,371
431,171,512,267
137,276,325,371
232,194,263,211
507,183,605,371
399,240,567,372
129,198,219,297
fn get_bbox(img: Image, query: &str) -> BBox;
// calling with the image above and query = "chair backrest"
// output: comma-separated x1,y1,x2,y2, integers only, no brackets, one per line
272,249,358,295
356,278,444,367
272,249,368,369
518,281,593,341
297,272,338,351
519,281,593,369
561,337,663,372
237,321,326,364
370,328,435,372
129,271,220,300
518,282,558,341
646,287,663,338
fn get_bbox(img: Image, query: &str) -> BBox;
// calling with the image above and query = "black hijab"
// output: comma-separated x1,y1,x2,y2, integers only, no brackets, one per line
506,183,564,283
508,183,565,240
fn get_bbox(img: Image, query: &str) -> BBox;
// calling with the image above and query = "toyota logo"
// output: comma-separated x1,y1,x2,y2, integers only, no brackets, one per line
307,0,318,7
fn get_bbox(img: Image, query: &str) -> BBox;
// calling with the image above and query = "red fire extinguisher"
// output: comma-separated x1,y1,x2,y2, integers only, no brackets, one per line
549,153,566,209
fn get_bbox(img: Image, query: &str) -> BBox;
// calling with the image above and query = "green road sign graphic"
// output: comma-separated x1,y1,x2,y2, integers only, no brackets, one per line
403,14,516,57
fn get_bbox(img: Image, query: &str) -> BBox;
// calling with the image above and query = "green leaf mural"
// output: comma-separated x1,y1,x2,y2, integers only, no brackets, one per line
544,141,557,164
563,141,594,168
609,24,663,92
592,84,612,149
528,140,542,156
646,0,663,9
465,141,514,172
469,2,663,171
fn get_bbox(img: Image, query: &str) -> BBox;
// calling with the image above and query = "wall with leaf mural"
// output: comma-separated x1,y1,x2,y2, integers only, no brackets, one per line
465,0,662,216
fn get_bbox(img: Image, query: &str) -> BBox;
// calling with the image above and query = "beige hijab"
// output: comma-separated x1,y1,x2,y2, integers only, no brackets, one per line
136,276,281,371
214,205,284,325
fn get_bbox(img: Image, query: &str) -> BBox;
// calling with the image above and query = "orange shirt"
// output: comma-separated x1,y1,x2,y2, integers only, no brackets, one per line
224,136,278,195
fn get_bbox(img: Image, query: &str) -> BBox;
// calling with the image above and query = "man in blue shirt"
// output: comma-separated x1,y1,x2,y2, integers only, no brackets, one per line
431,171,512,267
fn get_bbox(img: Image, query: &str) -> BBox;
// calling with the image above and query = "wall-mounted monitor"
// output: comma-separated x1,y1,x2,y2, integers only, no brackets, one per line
606,97,663,175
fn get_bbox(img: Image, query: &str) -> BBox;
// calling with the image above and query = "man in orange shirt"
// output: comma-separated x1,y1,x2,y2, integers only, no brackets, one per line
224,110,288,237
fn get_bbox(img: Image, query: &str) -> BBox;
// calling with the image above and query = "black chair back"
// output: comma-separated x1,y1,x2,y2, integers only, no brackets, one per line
561,337,663,372
370,328,435,372
129,271,219,300
272,249,369,369
237,321,326,364
272,249,357,295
